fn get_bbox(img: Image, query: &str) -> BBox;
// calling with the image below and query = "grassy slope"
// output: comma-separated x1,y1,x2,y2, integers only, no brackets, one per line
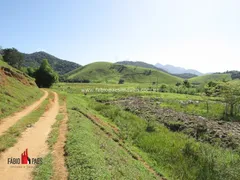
64,94,157,180
189,73,232,84
66,62,182,85
0,60,43,119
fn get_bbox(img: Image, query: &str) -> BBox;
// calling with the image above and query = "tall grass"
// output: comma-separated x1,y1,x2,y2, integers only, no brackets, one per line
91,100,240,180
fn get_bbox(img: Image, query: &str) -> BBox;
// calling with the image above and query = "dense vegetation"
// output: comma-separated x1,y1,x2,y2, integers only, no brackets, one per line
22,51,80,75
35,59,58,88
221,70,240,80
64,62,183,84
2,48,24,69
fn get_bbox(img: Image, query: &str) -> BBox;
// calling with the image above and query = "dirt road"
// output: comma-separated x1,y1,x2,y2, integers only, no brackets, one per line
0,91,59,180
52,102,68,180
0,90,48,136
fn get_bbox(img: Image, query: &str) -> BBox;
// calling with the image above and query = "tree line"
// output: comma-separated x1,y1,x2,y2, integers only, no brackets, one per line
0,47,58,88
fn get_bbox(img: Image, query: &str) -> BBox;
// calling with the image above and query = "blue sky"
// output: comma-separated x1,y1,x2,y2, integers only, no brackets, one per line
1,0,240,73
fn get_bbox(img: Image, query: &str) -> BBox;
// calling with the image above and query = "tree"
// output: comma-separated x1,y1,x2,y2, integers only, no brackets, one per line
0,46,2,55
35,59,58,88
2,48,24,69
176,82,181,86
26,67,37,78
118,79,125,84
221,83,240,117
183,80,190,88
159,84,168,92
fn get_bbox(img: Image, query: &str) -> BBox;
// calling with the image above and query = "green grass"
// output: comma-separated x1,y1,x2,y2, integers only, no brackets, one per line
65,62,182,85
189,73,232,85
0,92,52,152
0,60,43,119
65,94,158,180
33,153,53,180
47,113,64,149
52,83,240,179
89,99,240,180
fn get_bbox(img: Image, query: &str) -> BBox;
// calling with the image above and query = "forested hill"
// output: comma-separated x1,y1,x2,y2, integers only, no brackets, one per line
22,51,81,75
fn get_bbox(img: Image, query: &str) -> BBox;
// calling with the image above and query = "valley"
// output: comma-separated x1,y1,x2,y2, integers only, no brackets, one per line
0,54,240,180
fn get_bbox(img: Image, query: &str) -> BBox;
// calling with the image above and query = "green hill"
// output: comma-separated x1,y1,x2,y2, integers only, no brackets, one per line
173,73,197,79
65,62,183,84
0,60,43,119
189,73,232,85
22,51,80,75
116,61,197,79
116,61,168,73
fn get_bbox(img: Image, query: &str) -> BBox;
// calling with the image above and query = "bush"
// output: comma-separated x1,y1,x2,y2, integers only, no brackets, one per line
118,79,124,84
35,59,58,88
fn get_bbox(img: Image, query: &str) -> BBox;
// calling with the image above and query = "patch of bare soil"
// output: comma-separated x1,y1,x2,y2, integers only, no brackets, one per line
52,102,68,180
0,89,48,136
0,67,35,86
113,97,240,150
0,92,59,180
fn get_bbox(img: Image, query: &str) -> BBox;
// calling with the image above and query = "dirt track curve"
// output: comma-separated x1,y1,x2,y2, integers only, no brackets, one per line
0,89,48,136
0,91,59,180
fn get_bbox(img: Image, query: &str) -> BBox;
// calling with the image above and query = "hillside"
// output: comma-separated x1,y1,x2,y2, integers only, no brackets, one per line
0,60,43,119
172,73,197,79
65,62,183,84
22,51,80,75
189,73,232,85
116,61,167,73
155,63,203,75
117,61,197,79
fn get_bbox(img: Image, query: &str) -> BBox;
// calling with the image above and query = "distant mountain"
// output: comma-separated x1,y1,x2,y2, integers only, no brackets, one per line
155,63,203,76
116,61,168,73
22,51,81,75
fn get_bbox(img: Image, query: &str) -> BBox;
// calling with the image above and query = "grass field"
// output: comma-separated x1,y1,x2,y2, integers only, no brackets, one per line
52,83,240,180
53,83,226,119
